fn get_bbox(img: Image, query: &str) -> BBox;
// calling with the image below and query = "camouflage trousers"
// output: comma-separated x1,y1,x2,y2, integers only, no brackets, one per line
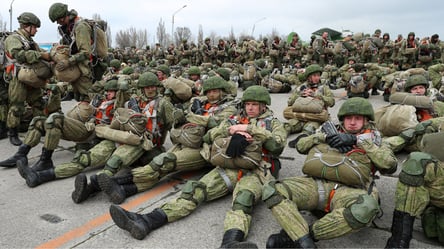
55,140,116,178
160,166,273,237
132,144,209,192
0,79,9,122
284,119,320,136
394,161,444,216
23,114,94,150
270,177,379,241
7,78,44,128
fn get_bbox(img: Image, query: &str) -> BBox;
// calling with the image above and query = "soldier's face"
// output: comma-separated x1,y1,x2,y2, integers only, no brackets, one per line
410,85,426,95
343,115,365,133
244,101,263,118
189,74,200,81
105,90,116,100
309,73,321,84
206,89,221,103
143,86,157,98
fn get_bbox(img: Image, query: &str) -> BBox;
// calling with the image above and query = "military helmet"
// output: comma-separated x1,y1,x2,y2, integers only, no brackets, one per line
242,86,271,105
304,64,322,78
404,74,429,92
374,29,381,34
179,58,189,66
157,65,170,76
188,66,201,75
17,12,41,27
121,67,134,75
109,59,121,69
48,3,68,22
216,68,230,81
337,97,374,121
137,72,160,88
408,32,415,37
202,76,228,94
104,79,119,91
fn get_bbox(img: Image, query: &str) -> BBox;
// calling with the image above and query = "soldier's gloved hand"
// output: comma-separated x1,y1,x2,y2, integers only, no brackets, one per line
337,145,354,153
55,59,72,71
326,133,357,148
226,133,249,158
191,98,204,115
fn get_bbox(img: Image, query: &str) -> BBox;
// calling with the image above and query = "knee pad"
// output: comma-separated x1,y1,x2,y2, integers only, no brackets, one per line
45,112,65,129
150,152,177,172
303,123,318,135
343,194,380,229
233,189,255,214
75,150,92,167
104,155,123,174
262,181,284,209
399,152,433,187
28,116,47,133
180,180,207,205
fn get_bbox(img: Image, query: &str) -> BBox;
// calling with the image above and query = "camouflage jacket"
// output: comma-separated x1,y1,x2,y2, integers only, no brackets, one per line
287,81,335,108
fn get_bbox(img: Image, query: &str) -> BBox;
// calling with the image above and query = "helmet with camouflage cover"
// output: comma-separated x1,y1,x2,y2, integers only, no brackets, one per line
157,65,170,76
408,32,415,37
304,64,322,78
17,12,41,27
404,74,429,92
202,76,228,94
242,86,271,105
337,97,374,121
48,3,68,22
122,66,134,75
179,58,190,67
137,72,160,88
109,59,121,69
216,68,230,81
104,79,119,91
188,66,201,75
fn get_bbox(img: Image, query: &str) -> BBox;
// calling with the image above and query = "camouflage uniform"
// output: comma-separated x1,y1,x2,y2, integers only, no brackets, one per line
108,86,286,248
400,32,419,70
386,151,444,247
69,72,176,203
98,77,238,204
4,13,51,145
49,3,96,102
287,33,304,67
285,65,335,138
12,80,125,186
264,97,397,248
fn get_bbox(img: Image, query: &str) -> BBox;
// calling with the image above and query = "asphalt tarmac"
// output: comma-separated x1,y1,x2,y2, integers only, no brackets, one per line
0,87,442,248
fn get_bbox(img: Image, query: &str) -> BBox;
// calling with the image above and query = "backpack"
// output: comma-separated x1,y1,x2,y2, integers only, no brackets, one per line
0,31,12,71
243,61,257,81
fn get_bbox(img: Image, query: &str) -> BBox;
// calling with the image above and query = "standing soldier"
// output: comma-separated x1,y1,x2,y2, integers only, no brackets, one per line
264,97,398,248
379,33,394,65
201,37,215,64
313,32,331,66
216,39,228,66
178,39,192,64
108,86,286,248
400,32,419,69
4,12,52,146
153,43,165,62
287,33,303,67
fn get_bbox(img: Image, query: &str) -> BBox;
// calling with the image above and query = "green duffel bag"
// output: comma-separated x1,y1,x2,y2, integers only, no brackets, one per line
170,123,206,148
109,108,147,136
210,136,262,170
302,143,372,187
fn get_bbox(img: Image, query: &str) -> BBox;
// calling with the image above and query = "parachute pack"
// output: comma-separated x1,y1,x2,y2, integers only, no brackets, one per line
0,31,12,72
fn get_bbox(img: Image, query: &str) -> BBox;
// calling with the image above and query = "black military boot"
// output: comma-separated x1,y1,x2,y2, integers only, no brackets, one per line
220,229,258,248
17,161,55,188
8,128,22,146
0,144,31,168
267,230,316,249
371,87,380,95
71,174,101,203
385,210,415,248
30,148,54,171
98,173,138,204
0,121,8,139
109,205,168,240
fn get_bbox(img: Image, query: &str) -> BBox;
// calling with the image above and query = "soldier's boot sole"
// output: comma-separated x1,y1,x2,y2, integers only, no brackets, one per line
109,204,148,240
98,174,126,204
72,174,89,203
17,161,39,188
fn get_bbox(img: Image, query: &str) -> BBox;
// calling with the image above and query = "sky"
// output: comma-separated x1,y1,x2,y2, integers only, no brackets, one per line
1,0,443,46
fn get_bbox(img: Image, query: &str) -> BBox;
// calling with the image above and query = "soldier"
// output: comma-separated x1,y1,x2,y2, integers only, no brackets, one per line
385,150,444,248
108,86,286,248
379,33,394,65
12,79,120,186
153,43,165,62
165,43,178,66
400,32,419,69
201,37,215,64
48,2,99,102
97,77,237,204
264,97,398,248
313,32,332,66
216,39,228,66
382,74,444,154
287,33,303,67
430,34,442,64
270,36,284,71
178,39,191,63
70,72,176,203
285,64,335,146
4,12,52,146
